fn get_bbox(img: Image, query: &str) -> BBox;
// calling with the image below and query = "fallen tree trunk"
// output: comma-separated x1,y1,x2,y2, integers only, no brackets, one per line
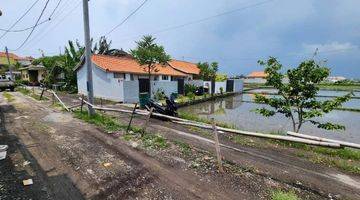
287,131,360,149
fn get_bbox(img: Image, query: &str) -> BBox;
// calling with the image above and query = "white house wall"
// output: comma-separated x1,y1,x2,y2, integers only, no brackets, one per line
151,81,178,97
233,79,244,93
215,81,227,93
123,80,139,103
77,63,124,102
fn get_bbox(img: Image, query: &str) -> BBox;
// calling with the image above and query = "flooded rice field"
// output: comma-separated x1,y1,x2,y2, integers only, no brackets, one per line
179,89,360,143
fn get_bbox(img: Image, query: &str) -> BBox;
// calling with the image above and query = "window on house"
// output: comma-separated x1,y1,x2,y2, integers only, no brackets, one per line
154,75,159,81
114,73,125,79
162,75,169,80
130,74,134,81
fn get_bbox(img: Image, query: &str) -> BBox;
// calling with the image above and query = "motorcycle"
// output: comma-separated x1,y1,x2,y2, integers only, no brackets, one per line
145,93,178,117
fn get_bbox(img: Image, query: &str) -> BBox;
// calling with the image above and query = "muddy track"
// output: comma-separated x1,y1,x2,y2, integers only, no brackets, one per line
1,92,247,199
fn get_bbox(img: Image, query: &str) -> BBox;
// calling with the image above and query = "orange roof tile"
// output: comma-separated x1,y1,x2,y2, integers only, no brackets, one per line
91,54,186,77
247,71,267,78
0,52,21,59
168,60,200,75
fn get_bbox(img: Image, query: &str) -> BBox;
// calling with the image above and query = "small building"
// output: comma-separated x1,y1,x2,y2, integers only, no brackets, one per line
75,54,188,103
244,71,267,84
326,76,346,83
19,65,46,85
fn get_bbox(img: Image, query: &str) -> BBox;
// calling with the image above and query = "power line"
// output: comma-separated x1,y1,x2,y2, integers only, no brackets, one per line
0,0,62,33
102,0,149,37
21,1,82,51
0,0,41,40
49,0,63,19
0,19,50,32
10,0,51,51
114,0,275,42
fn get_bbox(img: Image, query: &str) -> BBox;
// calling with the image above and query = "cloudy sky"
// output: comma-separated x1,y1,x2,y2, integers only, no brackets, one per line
1,0,359,77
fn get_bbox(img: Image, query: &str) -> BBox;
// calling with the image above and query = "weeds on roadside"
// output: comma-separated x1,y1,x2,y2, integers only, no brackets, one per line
3,92,14,102
271,190,299,200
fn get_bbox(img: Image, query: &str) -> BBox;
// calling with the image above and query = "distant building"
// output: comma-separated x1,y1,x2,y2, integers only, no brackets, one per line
244,71,267,84
0,52,33,67
19,65,46,85
326,76,347,83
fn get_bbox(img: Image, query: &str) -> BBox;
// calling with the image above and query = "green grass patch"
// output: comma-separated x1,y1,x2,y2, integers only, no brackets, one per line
271,190,300,200
141,134,169,149
174,140,192,155
73,110,126,132
16,87,48,101
3,92,14,102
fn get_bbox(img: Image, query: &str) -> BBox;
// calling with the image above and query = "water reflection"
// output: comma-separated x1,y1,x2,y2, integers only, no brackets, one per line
179,92,360,143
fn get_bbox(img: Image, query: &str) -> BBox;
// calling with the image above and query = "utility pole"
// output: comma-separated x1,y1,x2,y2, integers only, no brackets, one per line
82,0,95,115
5,46,13,80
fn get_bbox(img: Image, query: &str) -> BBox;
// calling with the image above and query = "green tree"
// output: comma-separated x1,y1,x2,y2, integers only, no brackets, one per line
130,35,170,95
64,40,84,91
197,62,218,94
254,57,352,133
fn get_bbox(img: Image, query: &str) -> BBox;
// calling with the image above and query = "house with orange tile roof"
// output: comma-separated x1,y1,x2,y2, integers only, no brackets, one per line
168,60,200,80
244,71,268,84
75,54,188,103
0,52,34,67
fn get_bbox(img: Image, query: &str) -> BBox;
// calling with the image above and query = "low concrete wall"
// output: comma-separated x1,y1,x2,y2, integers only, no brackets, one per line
123,80,139,103
233,79,244,93
215,81,226,94
151,81,178,97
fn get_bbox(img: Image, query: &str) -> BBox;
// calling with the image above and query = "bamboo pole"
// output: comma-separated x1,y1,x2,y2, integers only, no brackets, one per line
173,121,341,148
142,107,154,133
79,99,342,148
287,131,360,149
127,103,138,133
212,118,224,173
51,90,70,112
80,95,85,112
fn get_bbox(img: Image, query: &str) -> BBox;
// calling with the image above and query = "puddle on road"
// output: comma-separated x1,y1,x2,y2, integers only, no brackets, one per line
330,173,360,189
42,113,72,123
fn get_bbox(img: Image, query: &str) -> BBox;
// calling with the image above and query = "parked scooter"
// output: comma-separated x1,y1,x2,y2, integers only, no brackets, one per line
146,93,178,117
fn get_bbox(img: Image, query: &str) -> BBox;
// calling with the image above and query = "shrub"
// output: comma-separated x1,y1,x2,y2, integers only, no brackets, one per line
153,88,166,101
219,87,224,94
184,84,197,95
186,92,196,100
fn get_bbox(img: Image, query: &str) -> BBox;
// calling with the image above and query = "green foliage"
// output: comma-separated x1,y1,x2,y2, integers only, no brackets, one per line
141,134,169,149
153,88,166,101
184,83,197,95
73,110,125,132
215,73,227,82
219,87,224,94
186,92,196,100
3,92,14,102
271,190,299,200
197,62,218,81
174,140,192,156
254,57,353,132
130,35,170,94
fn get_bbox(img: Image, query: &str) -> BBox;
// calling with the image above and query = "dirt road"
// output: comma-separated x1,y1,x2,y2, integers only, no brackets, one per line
1,91,360,199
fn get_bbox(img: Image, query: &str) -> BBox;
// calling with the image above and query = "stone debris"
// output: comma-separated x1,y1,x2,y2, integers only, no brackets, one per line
103,162,112,167
23,179,33,186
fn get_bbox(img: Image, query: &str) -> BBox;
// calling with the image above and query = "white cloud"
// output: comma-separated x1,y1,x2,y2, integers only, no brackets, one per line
302,42,359,54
